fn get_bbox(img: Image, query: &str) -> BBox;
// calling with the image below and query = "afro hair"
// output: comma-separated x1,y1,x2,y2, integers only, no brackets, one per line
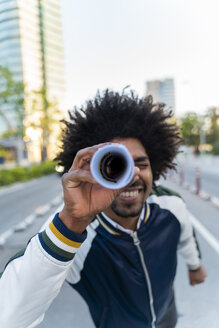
55,89,182,181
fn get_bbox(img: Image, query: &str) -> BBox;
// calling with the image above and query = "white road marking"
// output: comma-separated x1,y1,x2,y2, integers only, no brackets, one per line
35,204,51,217
39,204,63,231
0,228,14,246
0,194,63,246
210,196,219,209
190,214,219,255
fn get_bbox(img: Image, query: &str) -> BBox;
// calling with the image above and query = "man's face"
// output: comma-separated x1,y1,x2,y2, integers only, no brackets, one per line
104,138,153,222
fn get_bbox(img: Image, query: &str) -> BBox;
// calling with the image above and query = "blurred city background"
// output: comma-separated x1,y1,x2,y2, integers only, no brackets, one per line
0,1,219,327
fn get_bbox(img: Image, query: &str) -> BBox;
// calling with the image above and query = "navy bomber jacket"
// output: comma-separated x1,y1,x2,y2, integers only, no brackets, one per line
0,185,201,328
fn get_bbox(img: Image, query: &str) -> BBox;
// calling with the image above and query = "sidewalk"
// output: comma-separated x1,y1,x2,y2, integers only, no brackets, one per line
173,153,219,208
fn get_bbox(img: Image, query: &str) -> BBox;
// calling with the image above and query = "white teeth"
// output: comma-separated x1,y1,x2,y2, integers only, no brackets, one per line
120,191,138,197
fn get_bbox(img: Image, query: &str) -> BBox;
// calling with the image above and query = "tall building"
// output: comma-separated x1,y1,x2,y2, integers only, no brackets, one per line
146,78,175,111
0,0,65,161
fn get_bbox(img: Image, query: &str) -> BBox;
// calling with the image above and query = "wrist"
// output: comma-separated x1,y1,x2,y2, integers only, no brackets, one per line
188,260,201,271
59,208,92,234
189,265,201,272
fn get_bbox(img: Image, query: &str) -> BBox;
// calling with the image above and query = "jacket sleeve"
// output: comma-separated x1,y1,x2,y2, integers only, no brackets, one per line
176,203,201,270
0,213,87,328
148,193,201,270
155,194,201,269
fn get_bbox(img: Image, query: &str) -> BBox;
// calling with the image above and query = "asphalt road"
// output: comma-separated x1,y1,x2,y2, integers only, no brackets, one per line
0,174,63,234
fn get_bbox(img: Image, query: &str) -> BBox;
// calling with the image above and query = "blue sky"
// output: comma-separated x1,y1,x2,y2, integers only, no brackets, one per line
61,0,219,116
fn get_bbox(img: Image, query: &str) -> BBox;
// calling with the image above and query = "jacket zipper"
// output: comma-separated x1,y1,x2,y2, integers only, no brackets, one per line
131,231,156,328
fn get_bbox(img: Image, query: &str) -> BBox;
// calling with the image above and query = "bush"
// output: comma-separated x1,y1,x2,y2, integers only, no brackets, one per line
0,161,56,187
11,167,29,182
41,161,56,175
28,164,45,178
0,170,15,186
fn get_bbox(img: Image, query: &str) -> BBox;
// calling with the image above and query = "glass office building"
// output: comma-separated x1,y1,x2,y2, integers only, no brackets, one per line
146,78,175,112
0,0,65,161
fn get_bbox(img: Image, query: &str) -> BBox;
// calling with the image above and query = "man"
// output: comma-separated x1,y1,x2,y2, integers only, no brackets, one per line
0,90,206,328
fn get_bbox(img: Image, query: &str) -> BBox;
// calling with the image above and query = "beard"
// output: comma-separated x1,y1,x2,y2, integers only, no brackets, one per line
110,200,145,218
110,181,146,218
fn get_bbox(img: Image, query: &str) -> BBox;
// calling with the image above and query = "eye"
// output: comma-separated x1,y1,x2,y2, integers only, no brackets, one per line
136,163,149,168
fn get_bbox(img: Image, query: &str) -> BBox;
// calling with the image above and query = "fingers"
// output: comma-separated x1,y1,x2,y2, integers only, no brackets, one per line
190,278,205,286
70,148,97,171
189,265,207,286
62,169,98,189
69,142,112,171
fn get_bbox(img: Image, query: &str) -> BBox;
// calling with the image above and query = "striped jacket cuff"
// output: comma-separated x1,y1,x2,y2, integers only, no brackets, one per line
38,213,87,262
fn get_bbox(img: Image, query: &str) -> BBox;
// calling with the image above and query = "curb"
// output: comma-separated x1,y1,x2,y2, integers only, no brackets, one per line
211,196,219,209
14,214,36,232
189,185,196,194
199,191,211,201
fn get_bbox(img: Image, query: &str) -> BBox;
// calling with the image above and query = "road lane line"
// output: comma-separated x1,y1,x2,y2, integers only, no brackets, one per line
39,204,63,231
0,228,14,246
190,214,219,255
210,196,219,209
0,194,63,245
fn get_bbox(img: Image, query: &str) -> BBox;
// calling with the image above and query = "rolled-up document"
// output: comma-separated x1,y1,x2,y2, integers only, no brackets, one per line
90,144,134,189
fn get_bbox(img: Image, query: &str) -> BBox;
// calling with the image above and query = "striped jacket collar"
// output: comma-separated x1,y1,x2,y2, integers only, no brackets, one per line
96,202,150,236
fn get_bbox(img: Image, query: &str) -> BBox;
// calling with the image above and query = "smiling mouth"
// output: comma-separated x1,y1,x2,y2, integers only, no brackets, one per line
120,190,139,197
119,189,144,200
118,180,146,200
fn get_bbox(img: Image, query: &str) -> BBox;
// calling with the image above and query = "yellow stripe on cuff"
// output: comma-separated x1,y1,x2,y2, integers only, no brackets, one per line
49,222,82,248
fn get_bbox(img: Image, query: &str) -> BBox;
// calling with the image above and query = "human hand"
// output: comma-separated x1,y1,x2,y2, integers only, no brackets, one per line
59,143,139,233
188,264,206,286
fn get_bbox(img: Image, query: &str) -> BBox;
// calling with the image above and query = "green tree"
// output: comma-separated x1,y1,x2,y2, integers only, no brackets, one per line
0,65,25,137
204,107,219,155
205,107,219,143
179,112,201,146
